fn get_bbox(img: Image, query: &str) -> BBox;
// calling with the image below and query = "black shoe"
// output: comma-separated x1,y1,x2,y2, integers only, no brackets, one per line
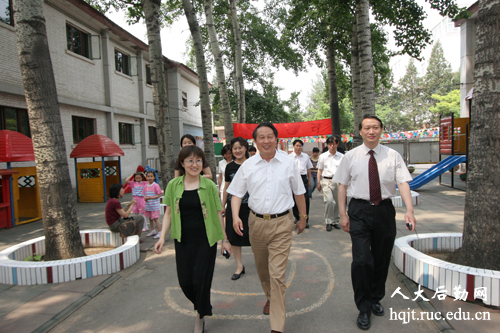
305,223,309,228
371,302,384,316
356,311,371,330
231,266,245,280
326,224,332,231
333,223,341,229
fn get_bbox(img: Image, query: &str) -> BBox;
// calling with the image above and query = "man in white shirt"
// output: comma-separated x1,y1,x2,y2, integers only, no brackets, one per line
333,115,416,331
289,139,313,228
227,123,307,333
317,135,344,231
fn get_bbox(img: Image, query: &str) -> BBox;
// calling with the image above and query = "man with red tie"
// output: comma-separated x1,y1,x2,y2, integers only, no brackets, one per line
333,115,416,330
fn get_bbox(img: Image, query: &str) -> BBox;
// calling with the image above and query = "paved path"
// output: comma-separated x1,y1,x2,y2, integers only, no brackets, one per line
0,165,498,332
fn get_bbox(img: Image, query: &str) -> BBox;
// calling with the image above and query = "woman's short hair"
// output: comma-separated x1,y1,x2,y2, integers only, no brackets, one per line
109,183,123,199
312,147,320,153
175,145,207,175
230,136,250,159
248,146,257,152
180,134,197,147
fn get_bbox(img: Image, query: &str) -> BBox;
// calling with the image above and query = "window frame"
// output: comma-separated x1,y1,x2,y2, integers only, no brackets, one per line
145,65,152,85
66,23,90,59
0,0,14,26
72,116,95,143
0,106,31,137
115,49,131,76
182,92,188,108
148,126,158,145
119,122,134,145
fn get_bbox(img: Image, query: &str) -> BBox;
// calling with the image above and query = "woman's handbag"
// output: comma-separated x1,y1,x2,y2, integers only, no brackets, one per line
118,217,142,238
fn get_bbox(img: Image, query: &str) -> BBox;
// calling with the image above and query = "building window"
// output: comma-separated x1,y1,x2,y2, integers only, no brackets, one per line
72,116,95,143
145,65,152,85
115,50,130,76
119,123,134,144
0,0,13,26
66,24,90,58
0,106,31,137
182,92,188,108
148,126,158,145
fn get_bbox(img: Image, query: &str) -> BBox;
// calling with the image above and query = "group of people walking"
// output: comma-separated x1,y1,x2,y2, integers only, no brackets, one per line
105,115,417,332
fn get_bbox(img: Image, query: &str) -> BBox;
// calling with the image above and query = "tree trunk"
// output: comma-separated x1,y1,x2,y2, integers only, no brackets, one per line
143,0,175,188
204,0,234,142
459,0,500,271
182,0,216,179
326,41,341,137
13,0,85,260
355,0,375,117
229,0,245,123
351,21,363,147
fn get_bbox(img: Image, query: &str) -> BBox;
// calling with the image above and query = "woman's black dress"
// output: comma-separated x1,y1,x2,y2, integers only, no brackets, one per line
174,189,216,318
224,161,251,246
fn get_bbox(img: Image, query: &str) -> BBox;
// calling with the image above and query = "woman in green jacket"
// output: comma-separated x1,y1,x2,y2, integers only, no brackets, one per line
154,145,231,333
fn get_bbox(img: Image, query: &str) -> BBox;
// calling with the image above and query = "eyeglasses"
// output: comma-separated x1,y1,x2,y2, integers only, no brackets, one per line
184,159,203,166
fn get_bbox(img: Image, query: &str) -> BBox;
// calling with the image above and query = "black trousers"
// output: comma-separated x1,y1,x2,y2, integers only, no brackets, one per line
293,174,310,222
174,239,217,318
348,198,396,313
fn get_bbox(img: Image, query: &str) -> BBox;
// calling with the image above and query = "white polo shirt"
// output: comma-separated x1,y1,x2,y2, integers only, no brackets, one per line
289,152,313,175
317,150,344,178
227,152,305,215
333,144,412,200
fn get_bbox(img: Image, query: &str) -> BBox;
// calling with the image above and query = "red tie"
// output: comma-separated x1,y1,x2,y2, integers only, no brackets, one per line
369,150,382,205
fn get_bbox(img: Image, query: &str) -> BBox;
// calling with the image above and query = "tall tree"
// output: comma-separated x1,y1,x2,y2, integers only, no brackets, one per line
13,0,85,260
204,0,234,141
459,0,500,271
397,60,426,129
229,0,246,123
356,0,376,117
182,0,216,178
143,0,175,187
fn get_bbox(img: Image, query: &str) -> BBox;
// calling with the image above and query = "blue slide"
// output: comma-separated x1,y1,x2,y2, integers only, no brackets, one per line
409,155,466,190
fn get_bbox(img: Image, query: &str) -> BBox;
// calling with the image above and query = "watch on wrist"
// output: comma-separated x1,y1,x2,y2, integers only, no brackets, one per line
300,214,308,219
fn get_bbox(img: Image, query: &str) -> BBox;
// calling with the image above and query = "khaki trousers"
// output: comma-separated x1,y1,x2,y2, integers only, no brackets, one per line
320,178,340,225
249,211,294,333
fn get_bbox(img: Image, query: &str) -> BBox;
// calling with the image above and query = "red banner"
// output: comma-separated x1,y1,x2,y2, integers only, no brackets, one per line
233,119,332,139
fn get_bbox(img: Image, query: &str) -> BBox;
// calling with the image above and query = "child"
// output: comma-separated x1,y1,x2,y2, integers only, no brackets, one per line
143,170,163,238
125,171,148,231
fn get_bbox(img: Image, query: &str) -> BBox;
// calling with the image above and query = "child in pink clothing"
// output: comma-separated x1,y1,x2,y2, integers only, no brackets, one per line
143,171,163,238
125,172,149,231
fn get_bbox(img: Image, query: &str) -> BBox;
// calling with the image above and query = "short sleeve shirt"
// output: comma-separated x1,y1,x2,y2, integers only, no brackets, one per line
227,152,305,214
105,199,122,225
333,144,412,200
289,152,313,175
317,151,344,178
143,182,162,211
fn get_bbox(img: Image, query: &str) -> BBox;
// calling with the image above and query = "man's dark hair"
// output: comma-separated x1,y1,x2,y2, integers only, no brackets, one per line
230,136,250,159
293,139,304,146
312,147,320,153
175,145,207,176
326,135,340,145
252,122,278,140
180,134,197,147
221,144,231,156
109,183,123,199
359,115,384,130
248,146,257,152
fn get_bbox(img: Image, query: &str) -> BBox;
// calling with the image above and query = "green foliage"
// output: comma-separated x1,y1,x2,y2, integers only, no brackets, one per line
429,89,460,118
25,254,43,261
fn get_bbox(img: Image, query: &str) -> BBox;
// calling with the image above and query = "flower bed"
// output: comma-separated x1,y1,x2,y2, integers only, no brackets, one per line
0,230,140,285
393,233,500,306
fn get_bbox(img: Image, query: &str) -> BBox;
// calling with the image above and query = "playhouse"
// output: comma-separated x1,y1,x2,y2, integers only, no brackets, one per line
70,135,124,203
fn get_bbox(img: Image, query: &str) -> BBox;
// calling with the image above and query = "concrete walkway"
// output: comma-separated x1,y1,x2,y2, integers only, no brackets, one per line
0,165,498,332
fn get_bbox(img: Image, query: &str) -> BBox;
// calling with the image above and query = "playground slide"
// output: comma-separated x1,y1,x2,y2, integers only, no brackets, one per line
409,155,466,190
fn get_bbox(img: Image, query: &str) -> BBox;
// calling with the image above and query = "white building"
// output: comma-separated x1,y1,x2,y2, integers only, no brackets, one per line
0,0,204,186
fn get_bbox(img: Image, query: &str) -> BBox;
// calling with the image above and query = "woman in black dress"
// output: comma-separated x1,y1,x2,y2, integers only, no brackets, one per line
222,137,251,280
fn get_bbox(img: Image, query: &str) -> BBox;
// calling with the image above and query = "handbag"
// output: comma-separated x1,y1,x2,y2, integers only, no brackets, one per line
118,217,142,238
